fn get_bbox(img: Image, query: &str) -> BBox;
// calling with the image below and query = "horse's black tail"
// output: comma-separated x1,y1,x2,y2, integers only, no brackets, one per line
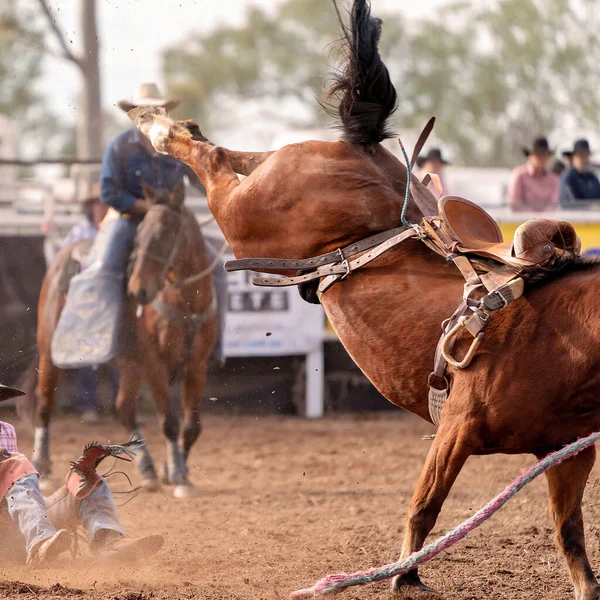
328,0,398,146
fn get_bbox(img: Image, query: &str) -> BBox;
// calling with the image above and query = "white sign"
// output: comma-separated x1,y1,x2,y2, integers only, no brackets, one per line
223,254,324,357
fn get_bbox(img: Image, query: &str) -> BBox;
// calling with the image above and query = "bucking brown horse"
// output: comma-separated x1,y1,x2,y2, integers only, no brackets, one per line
129,0,600,597
31,183,217,498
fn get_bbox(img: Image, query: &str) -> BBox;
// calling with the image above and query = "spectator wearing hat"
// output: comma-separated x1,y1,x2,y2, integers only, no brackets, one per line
416,148,449,199
61,183,118,423
508,137,559,212
62,182,107,248
560,139,600,205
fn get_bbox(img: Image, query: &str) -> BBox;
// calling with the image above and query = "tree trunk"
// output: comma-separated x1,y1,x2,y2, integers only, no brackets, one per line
77,0,102,186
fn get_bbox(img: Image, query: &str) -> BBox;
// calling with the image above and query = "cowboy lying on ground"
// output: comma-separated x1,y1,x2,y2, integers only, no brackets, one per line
508,136,560,212
99,83,227,364
0,384,163,565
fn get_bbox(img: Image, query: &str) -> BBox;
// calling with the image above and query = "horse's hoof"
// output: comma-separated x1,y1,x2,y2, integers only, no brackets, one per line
580,584,600,600
160,463,170,485
141,477,160,492
392,574,441,598
173,482,198,499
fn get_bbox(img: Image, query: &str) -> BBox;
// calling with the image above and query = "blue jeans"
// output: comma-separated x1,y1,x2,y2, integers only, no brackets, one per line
89,216,138,274
76,366,119,413
6,474,124,555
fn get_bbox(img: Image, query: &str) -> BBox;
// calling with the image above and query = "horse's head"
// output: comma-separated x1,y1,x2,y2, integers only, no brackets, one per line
127,181,185,305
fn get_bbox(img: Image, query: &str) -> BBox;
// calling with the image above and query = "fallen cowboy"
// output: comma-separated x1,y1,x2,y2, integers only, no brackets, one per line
0,384,163,566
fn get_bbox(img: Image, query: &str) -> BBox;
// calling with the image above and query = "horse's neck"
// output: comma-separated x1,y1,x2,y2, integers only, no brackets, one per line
163,212,212,309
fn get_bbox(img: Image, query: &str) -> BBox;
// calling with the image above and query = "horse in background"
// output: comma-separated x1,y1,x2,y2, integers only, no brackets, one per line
29,182,217,498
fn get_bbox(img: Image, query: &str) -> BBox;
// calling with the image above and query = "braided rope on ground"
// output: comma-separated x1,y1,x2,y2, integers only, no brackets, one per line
291,430,600,598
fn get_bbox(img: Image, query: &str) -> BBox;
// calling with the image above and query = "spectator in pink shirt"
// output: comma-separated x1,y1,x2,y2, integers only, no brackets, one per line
508,137,560,212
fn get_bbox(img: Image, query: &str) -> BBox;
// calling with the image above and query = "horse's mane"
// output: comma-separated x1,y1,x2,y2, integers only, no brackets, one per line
326,0,398,146
525,255,600,289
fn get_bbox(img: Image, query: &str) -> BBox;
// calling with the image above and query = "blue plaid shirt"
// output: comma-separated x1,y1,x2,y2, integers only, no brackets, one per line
100,127,204,212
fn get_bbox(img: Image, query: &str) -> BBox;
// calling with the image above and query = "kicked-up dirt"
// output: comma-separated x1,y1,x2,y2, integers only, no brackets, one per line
1,412,597,599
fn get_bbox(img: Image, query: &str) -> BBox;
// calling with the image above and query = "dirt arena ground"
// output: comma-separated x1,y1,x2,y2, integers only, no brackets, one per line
1,412,597,599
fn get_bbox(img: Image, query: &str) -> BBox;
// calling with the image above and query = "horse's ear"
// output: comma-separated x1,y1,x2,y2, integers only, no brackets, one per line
142,183,155,202
170,180,185,210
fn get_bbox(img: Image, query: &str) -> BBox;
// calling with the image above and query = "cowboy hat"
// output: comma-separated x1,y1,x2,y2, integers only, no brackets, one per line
0,384,25,402
522,136,553,157
416,148,449,169
118,82,179,113
571,138,593,156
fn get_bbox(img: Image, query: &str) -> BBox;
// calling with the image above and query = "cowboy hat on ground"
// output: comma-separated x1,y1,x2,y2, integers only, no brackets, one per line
0,384,25,402
117,83,179,113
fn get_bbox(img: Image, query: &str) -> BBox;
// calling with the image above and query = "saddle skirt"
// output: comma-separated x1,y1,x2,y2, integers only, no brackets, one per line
51,268,125,369
51,213,129,369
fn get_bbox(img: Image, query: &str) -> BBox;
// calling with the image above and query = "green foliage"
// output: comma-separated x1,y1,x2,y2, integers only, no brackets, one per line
0,0,74,157
163,0,600,167
0,0,45,122
162,0,375,130
402,0,600,166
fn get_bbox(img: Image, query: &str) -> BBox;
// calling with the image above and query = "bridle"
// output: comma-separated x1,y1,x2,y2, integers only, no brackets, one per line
130,208,184,288
131,208,229,291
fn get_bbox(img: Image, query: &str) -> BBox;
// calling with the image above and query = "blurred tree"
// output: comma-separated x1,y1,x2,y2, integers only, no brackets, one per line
34,0,103,168
0,1,51,142
0,0,100,164
401,0,600,166
162,0,404,133
162,0,600,166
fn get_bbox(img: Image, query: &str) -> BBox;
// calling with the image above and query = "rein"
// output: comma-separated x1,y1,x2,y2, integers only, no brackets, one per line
133,211,227,290
170,239,229,289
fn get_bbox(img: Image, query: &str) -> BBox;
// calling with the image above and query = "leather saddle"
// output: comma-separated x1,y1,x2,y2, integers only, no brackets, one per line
436,196,581,269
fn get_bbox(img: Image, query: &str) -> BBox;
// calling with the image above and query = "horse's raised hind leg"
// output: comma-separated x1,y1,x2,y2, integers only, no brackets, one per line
177,119,274,176
129,108,241,216
392,419,475,597
33,352,61,490
114,356,159,491
219,149,274,176
540,445,599,600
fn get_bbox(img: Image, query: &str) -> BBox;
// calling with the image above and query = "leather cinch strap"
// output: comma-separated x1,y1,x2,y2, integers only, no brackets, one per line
224,226,407,273
246,227,419,291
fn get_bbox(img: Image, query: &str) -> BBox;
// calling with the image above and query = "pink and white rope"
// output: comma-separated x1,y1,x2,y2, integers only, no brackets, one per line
291,430,600,598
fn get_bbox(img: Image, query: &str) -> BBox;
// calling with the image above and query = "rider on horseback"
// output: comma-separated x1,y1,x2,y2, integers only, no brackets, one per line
98,83,227,363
